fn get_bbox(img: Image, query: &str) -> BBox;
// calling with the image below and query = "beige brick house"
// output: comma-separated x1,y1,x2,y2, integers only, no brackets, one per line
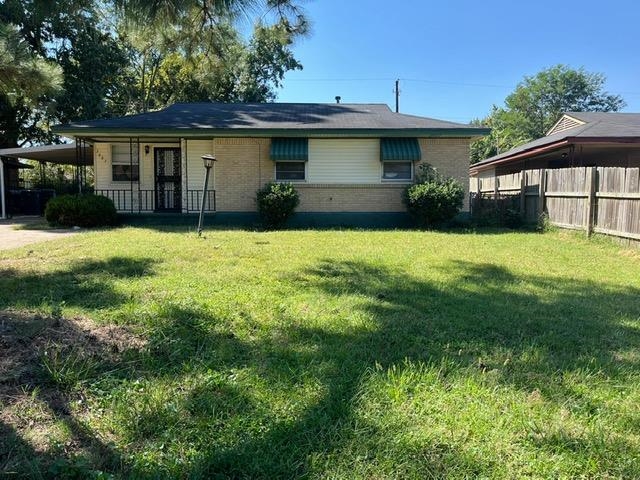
53,103,488,222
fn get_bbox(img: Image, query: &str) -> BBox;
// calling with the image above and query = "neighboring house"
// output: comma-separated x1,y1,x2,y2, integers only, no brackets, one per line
470,112,640,182
52,103,488,219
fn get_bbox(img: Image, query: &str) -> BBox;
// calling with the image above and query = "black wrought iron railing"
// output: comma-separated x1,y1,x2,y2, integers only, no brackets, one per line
186,189,216,213
94,189,216,213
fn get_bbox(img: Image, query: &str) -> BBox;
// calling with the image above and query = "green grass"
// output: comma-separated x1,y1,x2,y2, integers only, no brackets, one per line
1,227,639,478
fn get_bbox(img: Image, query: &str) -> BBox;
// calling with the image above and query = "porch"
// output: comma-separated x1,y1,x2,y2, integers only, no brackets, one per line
90,138,219,214
95,188,215,214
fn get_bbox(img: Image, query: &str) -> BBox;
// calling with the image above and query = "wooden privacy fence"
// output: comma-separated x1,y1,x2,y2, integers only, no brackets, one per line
471,166,640,241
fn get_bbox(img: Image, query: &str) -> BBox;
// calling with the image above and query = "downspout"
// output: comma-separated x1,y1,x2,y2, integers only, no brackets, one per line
0,158,6,219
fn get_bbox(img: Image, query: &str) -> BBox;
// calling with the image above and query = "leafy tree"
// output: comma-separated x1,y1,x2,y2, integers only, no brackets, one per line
110,15,302,113
470,65,625,163
1,0,306,148
0,1,129,147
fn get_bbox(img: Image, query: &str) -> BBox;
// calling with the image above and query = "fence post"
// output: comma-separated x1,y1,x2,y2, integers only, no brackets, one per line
519,171,526,219
538,168,546,217
585,166,597,236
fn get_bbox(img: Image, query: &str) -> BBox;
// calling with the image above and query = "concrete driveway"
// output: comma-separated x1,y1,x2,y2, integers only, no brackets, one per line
0,216,79,250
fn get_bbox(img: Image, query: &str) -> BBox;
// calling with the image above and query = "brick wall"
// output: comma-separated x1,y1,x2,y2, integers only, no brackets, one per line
419,138,472,209
296,184,405,212
210,137,471,212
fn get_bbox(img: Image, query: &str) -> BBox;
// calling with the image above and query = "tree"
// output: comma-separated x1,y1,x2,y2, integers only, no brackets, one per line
470,65,625,163
110,14,303,114
114,0,308,36
0,1,129,147
0,22,62,104
0,0,307,148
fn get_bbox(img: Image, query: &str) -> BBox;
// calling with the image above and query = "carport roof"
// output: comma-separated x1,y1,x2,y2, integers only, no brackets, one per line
470,112,640,174
0,143,92,166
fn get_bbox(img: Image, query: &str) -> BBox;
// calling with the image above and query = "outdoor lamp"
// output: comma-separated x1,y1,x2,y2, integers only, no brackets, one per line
197,154,216,236
202,154,216,168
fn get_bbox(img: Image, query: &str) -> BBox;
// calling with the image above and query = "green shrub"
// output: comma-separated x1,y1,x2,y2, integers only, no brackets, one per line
45,194,117,228
404,165,464,227
256,182,300,229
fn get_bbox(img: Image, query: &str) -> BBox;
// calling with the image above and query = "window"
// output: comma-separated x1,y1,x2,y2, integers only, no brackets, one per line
275,161,306,181
382,162,412,181
111,144,139,182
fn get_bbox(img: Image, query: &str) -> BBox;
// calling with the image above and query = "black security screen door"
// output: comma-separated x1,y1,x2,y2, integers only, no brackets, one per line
154,148,182,212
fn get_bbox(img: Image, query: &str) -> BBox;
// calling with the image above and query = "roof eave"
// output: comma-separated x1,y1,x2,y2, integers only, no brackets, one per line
52,126,491,138
469,140,571,174
470,134,640,174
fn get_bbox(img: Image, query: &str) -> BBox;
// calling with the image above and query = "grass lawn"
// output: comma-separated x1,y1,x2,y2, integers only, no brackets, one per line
1,226,639,479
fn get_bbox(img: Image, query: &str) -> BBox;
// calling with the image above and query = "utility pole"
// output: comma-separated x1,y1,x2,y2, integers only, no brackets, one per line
394,79,400,113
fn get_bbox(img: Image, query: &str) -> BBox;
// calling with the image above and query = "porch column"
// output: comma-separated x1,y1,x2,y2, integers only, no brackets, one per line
181,138,188,213
0,158,6,219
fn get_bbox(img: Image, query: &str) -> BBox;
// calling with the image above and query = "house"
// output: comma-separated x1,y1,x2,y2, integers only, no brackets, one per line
470,112,640,183
51,103,488,222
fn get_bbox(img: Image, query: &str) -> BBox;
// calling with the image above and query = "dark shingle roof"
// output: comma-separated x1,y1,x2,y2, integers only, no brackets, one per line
53,103,489,137
472,112,640,170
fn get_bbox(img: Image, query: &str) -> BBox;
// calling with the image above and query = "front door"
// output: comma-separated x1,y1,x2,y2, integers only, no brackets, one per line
155,148,181,212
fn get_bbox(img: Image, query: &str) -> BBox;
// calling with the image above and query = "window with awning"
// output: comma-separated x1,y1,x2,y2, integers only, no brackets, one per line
270,138,308,162
380,138,421,162
271,138,308,181
380,138,420,181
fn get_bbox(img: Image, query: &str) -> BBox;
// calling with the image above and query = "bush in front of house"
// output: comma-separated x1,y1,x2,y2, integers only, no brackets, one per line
256,182,300,229
404,164,464,228
45,194,118,228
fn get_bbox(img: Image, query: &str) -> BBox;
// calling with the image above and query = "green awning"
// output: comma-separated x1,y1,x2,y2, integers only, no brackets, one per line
380,138,421,162
270,138,308,162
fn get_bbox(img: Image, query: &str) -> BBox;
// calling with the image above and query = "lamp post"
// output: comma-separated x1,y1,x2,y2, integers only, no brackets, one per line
197,154,216,236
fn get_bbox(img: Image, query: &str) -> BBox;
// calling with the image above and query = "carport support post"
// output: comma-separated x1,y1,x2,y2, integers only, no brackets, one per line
0,158,6,219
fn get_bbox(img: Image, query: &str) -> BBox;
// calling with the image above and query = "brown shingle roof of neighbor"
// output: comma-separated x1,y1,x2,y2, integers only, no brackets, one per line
471,112,640,171
52,103,490,136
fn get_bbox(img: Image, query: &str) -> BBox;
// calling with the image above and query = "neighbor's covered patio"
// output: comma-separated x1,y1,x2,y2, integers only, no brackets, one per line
0,141,92,218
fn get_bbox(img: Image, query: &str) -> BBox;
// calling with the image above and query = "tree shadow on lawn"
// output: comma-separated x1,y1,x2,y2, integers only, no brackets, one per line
0,257,157,477
0,256,158,312
132,259,640,478
3,256,640,478
0,311,138,478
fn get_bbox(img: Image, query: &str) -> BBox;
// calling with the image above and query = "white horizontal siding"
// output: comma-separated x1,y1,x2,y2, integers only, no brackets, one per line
185,139,215,191
94,141,179,211
308,139,380,184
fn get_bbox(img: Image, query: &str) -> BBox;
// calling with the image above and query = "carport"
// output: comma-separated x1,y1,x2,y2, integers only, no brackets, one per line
0,142,92,218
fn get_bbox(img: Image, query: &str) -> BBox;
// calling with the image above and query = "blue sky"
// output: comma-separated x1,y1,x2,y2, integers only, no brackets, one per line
275,0,640,124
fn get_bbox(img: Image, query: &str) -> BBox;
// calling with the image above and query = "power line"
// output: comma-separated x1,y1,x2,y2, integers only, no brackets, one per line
284,77,640,96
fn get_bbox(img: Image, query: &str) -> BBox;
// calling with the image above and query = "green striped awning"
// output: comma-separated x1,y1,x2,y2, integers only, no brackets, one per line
270,138,308,162
380,138,421,162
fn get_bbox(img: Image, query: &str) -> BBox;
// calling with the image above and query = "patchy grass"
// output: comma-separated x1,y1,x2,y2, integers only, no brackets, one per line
1,227,639,479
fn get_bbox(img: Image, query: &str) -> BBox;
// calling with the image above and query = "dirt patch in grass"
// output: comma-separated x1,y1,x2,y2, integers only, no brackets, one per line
0,310,144,390
0,310,145,475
